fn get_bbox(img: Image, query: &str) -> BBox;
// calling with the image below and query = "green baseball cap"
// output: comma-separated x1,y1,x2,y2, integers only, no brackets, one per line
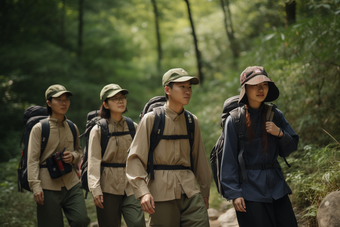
162,68,200,87
45,84,73,100
100,84,129,102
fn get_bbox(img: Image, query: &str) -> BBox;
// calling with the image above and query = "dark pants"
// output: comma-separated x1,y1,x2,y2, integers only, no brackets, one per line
96,193,145,227
149,193,209,227
236,194,298,227
37,183,90,227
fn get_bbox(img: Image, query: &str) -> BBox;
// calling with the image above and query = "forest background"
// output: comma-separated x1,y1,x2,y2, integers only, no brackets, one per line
0,0,340,226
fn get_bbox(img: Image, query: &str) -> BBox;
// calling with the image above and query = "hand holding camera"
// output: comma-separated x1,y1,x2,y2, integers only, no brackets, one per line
62,150,74,164
46,147,73,179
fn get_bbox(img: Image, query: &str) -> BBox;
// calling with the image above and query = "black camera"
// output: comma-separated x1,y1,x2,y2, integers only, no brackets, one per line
46,148,73,179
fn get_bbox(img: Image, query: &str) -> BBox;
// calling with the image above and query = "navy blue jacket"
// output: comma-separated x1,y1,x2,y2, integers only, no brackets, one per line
220,105,299,203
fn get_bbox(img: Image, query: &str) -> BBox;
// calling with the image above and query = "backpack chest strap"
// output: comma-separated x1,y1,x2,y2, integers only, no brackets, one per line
157,135,190,140
246,161,281,170
108,131,132,137
101,163,126,168
148,107,195,180
153,165,191,171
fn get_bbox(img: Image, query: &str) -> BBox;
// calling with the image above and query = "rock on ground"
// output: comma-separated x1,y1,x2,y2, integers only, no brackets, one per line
218,208,239,227
208,208,220,220
317,191,340,227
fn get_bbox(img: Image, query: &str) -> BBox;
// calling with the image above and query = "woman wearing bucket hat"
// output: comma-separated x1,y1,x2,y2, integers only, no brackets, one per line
220,66,299,227
87,84,145,227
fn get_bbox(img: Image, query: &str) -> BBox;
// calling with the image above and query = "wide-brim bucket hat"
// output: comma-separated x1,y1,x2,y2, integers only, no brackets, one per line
239,66,279,104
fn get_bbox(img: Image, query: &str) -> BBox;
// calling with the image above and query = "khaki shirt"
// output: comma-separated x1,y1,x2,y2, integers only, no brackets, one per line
88,117,138,198
27,116,82,195
126,104,211,202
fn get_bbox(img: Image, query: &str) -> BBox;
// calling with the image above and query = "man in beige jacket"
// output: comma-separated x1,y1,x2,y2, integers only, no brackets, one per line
126,68,211,227
28,84,89,227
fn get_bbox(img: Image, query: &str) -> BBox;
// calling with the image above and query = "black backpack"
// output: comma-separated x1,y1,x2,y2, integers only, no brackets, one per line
79,110,135,198
18,106,77,192
139,96,195,180
210,95,284,196
139,96,167,120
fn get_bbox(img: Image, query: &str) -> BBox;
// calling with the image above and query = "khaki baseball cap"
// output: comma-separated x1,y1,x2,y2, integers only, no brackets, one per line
100,84,129,102
45,84,73,100
162,68,200,87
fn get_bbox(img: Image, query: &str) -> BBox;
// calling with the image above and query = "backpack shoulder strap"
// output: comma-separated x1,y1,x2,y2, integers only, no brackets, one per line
265,104,291,168
230,106,248,183
184,110,195,173
265,103,276,122
99,118,110,157
123,116,136,139
148,107,165,180
40,118,50,158
66,119,77,150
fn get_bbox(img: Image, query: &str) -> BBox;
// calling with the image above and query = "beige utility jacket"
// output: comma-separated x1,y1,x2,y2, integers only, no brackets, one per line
88,117,138,198
126,104,211,202
27,116,82,195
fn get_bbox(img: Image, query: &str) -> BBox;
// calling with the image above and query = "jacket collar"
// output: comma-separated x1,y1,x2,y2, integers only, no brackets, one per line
108,116,126,127
248,103,264,115
48,115,68,127
164,104,185,121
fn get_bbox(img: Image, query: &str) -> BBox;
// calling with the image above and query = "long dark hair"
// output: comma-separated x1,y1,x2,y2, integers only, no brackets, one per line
99,103,110,119
245,103,269,154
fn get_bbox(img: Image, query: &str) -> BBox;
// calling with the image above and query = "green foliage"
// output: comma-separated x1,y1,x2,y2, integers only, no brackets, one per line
0,158,37,226
1,0,340,225
281,144,340,226
0,157,100,226
241,7,340,147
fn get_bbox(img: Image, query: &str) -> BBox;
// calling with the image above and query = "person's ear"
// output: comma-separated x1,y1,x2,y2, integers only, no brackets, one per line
103,101,109,109
46,100,52,107
164,86,171,96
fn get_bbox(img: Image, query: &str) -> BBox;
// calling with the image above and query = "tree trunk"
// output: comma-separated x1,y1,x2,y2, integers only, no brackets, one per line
151,0,162,73
285,0,296,26
0,0,8,43
77,0,83,58
61,0,65,47
220,0,239,69
183,0,204,84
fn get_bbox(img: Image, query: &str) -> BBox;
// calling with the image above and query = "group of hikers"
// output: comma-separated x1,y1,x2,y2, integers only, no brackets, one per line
26,66,299,227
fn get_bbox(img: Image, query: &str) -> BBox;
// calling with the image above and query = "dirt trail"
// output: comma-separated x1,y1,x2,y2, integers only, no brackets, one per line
91,220,221,227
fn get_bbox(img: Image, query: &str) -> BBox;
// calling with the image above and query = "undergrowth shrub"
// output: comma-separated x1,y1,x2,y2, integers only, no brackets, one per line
281,143,340,226
0,157,99,226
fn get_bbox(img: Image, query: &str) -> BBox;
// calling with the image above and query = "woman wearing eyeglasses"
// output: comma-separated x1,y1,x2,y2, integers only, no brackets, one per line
87,84,145,227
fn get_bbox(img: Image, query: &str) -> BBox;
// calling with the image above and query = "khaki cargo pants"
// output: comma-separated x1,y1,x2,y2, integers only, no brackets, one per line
149,193,209,227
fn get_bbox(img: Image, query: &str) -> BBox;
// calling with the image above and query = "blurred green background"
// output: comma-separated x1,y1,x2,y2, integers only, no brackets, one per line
1,0,340,226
